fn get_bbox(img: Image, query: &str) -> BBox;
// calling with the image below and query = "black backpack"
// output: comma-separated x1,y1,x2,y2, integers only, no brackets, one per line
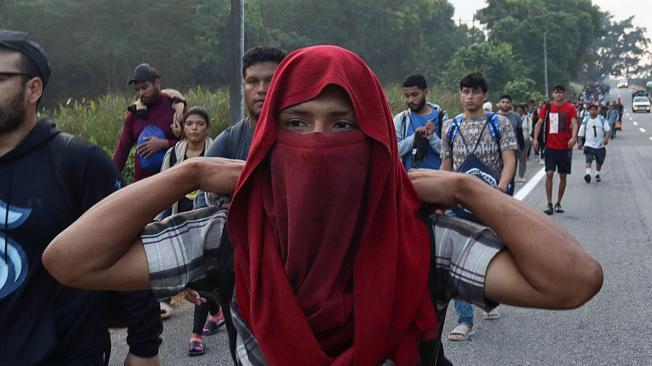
49,132,131,327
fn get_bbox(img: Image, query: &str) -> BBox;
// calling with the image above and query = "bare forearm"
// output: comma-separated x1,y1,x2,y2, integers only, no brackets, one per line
440,159,453,171
498,151,516,190
533,120,542,141
456,176,603,308
44,160,200,285
572,119,579,139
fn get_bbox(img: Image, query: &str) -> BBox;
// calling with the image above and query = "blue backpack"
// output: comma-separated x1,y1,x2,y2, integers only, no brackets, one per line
137,125,167,173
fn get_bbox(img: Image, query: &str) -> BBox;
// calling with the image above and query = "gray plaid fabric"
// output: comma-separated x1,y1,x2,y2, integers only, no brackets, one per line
142,210,503,364
142,207,227,298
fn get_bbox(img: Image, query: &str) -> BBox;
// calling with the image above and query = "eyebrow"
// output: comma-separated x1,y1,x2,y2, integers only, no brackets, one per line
281,108,355,118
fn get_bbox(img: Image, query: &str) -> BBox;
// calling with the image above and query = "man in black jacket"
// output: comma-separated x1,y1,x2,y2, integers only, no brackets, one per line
0,29,162,366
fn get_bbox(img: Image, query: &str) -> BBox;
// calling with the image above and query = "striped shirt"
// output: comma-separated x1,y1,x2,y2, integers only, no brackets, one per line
142,207,503,364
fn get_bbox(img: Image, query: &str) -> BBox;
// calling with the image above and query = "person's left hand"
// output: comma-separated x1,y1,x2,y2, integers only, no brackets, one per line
136,137,167,158
424,121,435,137
124,353,160,366
604,138,609,145
408,169,464,209
568,137,577,148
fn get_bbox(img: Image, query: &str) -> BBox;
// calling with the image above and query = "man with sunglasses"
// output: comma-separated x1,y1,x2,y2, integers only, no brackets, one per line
0,30,161,366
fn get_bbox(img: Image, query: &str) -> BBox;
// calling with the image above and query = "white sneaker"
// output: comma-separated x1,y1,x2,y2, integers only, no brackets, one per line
481,308,500,320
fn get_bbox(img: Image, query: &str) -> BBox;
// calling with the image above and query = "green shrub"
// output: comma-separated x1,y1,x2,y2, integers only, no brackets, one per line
49,87,230,184
47,85,461,183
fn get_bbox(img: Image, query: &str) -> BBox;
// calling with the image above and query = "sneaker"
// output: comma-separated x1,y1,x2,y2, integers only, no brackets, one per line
595,174,601,182
543,203,554,215
481,307,501,320
202,309,225,336
554,203,564,213
538,160,544,166
584,174,591,183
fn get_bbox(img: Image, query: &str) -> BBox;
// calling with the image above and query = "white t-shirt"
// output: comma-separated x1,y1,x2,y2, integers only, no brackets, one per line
579,116,610,149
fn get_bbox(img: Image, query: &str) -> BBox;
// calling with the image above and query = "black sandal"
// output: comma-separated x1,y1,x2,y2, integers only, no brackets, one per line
188,340,207,356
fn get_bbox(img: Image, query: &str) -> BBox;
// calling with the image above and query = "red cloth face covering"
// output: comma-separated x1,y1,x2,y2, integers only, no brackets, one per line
228,45,437,365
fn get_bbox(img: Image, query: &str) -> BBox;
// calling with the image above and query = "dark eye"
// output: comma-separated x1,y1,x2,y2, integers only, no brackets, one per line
333,121,357,130
286,119,307,128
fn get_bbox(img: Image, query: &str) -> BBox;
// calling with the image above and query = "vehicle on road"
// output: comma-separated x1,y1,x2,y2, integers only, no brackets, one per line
617,80,629,88
632,96,651,113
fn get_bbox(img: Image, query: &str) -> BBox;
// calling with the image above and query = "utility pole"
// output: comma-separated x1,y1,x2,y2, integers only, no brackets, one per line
228,0,244,125
543,32,549,98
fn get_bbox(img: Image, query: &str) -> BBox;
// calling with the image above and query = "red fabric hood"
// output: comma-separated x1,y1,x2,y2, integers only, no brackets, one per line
227,45,436,365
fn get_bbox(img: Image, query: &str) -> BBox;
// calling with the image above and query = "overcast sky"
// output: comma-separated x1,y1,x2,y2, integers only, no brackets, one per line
451,0,652,41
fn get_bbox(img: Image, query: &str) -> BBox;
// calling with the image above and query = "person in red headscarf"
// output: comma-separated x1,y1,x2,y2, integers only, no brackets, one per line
44,46,603,365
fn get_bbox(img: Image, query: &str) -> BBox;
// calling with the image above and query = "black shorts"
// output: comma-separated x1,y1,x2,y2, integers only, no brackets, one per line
544,148,572,174
584,146,606,165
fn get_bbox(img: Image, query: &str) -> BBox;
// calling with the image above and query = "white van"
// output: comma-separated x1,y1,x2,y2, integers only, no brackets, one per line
632,96,651,113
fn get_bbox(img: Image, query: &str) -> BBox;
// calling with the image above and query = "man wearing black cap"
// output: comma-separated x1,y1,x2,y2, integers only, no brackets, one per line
112,63,182,182
0,30,162,365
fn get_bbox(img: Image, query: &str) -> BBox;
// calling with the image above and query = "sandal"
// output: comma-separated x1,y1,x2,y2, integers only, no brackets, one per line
160,301,173,320
188,340,207,356
447,323,475,341
481,307,501,320
202,313,226,336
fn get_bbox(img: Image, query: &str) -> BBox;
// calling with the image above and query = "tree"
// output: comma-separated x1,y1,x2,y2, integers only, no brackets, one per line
585,15,650,81
476,0,603,93
442,42,529,101
0,0,228,104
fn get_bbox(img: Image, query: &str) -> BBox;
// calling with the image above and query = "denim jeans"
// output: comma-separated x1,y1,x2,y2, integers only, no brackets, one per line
454,300,474,326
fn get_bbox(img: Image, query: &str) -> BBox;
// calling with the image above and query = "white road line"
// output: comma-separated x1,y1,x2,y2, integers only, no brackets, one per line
633,121,639,126
640,128,647,133
514,168,546,201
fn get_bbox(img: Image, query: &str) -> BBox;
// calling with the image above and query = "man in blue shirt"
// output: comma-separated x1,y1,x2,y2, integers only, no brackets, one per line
394,75,448,170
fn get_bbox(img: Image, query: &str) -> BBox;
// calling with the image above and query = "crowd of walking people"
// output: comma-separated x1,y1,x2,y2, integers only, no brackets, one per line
2,29,605,366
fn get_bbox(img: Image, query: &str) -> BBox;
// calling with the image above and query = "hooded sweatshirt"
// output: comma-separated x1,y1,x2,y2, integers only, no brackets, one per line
0,120,161,365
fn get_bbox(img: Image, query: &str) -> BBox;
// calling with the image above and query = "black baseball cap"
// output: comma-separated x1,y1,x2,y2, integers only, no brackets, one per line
128,63,160,85
0,29,51,86
552,84,565,92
